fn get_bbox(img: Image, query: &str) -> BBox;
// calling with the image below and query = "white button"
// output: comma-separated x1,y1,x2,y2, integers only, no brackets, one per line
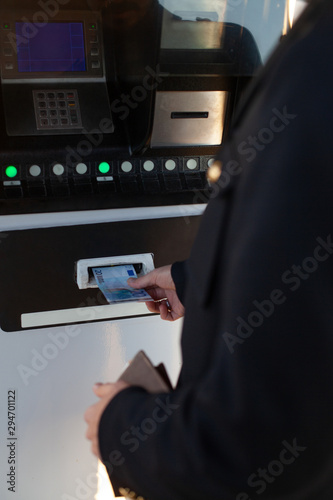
143,160,155,172
76,162,88,175
29,164,41,177
121,161,133,173
53,163,65,176
208,158,215,167
165,159,176,171
186,159,197,170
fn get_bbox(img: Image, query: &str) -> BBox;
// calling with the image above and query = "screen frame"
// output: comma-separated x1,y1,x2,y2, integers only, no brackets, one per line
0,10,104,81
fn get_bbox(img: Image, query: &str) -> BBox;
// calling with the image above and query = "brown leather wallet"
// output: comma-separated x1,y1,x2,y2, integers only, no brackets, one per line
118,350,173,393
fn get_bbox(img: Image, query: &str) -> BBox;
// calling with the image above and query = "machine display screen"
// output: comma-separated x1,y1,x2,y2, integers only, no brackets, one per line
15,22,86,73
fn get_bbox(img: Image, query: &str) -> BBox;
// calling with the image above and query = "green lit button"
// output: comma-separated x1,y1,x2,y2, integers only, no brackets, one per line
98,162,110,174
5,166,18,178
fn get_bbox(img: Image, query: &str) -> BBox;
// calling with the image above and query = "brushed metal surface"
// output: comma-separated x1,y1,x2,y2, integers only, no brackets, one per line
150,91,228,147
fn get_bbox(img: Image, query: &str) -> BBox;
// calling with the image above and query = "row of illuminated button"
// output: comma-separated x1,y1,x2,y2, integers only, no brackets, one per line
4,158,216,179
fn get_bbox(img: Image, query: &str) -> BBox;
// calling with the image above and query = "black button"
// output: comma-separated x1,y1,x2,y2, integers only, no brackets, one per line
4,47,13,56
91,47,99,56
164,177,182,191
70,109,77,117
71,117,79,125
60,110,68,116
51,119,59,126
28,185,47,198
143,179,161,193
74,183,93,195
37,92,45,99
185,174,204,189
40,118,49,126
39,110,48,117
50,110,58,117
4,187,23,199
68,100,76,107
51,184,70,196
47,92,55,99
120,181,139,193
59,101,66,108
48,101,57,108
91,60,100,69
90,36,98,43
57,92,65,99
67,92,75,99
38,101,47,108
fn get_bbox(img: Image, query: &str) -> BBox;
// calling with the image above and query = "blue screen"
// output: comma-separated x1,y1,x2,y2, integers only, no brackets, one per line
16,22,86,73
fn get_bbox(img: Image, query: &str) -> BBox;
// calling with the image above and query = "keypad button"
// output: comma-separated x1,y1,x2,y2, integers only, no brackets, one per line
29,165,42,177
50,110,58,117
143,160,155,172
48,101,57,108
186,159,198,170
4,47,13,56
52,163,65,176
57,92,65,99
37,92,45,99
61,118,69,125
38,101,47,108
59,101,66,108
165,159,176,171
40,118,49,126
91,60,100,69
121,161,133,173
76,163,88,175
47,92,55,99
39,110,48,117
60,110,68,116
51,119,59,126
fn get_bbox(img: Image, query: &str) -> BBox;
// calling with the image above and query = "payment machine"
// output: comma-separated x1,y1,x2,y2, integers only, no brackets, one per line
0,1,302,498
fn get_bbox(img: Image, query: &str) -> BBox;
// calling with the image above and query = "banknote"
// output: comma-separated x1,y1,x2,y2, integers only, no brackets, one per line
92,265,153,304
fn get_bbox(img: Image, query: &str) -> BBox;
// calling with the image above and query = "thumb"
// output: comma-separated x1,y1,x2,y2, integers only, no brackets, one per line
128,269,157,289
93,383,113,397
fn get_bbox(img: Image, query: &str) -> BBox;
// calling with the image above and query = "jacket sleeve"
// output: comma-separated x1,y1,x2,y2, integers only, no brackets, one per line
171,260,187,305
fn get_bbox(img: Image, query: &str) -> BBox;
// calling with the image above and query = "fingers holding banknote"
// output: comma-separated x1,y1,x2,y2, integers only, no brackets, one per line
128,265,185,321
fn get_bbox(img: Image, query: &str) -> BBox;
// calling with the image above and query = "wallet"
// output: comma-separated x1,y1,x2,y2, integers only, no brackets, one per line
118,350,173,393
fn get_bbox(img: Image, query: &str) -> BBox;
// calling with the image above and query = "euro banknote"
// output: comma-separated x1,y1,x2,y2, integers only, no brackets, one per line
92,265,153,304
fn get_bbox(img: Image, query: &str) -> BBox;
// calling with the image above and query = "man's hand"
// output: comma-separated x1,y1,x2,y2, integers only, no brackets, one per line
84,381,129,459
128,265,185,321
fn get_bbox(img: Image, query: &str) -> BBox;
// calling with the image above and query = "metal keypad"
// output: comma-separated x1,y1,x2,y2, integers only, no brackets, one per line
33,89,83,130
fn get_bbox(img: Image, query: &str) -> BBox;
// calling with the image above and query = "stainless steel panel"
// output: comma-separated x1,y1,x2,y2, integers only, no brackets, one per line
150,91,228,147
161,8,224,50
0,316,182,500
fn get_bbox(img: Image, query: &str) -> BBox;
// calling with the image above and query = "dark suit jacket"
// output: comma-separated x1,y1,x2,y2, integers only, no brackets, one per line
99,1,333,498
